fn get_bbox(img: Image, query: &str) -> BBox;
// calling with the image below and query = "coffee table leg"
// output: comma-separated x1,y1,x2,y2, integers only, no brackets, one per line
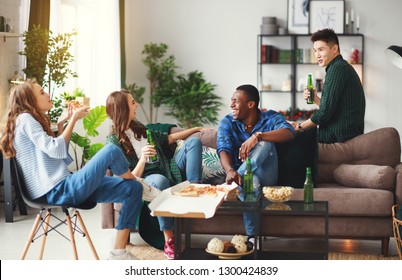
174,217,182,259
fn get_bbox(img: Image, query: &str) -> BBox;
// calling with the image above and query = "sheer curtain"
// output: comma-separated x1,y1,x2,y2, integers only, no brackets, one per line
49,0,121,106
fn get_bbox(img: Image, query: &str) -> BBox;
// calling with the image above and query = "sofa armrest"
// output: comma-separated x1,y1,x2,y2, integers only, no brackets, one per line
395,163,402,205
101,203,116,229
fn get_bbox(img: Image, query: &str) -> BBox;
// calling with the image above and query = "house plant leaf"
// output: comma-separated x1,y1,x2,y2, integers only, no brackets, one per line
83,105,108,137
85,143,105,160
71,132,90,148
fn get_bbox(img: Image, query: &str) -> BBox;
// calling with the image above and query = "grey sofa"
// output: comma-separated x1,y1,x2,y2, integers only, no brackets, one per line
101,127,402,256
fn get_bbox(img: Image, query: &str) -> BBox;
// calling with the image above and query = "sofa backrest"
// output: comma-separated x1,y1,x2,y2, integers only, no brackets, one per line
317,127,401,183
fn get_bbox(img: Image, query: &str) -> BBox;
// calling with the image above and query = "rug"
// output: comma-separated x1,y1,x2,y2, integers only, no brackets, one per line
126,244,400,260
126,243,166,260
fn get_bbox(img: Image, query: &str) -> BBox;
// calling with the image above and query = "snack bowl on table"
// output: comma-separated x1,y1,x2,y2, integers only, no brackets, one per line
205,235,254,259
262,186,294,203
205,249,254,260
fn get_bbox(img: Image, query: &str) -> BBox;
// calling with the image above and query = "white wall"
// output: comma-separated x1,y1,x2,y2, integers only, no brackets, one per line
125,0,402,153
0,0,25,119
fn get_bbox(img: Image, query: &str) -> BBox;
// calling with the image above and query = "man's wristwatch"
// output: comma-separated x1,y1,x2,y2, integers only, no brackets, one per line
298,123,304,133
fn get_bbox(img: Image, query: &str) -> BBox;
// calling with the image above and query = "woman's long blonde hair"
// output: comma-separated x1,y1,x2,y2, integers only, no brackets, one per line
0,80,53,159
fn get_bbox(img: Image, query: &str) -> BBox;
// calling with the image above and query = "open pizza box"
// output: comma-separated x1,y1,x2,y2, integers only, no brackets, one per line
148,181,238,219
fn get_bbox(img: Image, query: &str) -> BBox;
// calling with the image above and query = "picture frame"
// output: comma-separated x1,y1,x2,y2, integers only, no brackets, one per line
287,0,309,34
309,0,345,34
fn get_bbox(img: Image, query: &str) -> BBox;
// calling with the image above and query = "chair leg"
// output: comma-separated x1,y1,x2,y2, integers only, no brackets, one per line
66,213,79,260
20,212,42,260
38,210,51,260
75,210,99,260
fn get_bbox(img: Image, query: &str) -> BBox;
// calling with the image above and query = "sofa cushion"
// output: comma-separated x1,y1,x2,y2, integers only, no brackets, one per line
317,127,401,183
333,164,395,191
175,140,225,185
185,128,218,149
291,186,394,216
201,146,226,185
275,127,318,189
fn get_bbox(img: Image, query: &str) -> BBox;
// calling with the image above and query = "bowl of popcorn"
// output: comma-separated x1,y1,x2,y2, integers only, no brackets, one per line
262,186,294,203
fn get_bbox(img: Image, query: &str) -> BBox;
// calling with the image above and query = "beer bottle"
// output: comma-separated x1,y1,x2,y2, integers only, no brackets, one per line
306,73,315,104
146,130,158,163
243,157,253,194
304,167,314,204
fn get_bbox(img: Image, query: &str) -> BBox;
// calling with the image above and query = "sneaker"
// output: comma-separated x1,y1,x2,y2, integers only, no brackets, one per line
107,251,138,260
137,177,161,202
164,238,175,260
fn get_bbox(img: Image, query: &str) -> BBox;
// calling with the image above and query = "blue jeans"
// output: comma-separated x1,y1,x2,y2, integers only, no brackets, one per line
46,144,143,230
237,141,278,235
144,174,172,231
175,137,202,183
144,137,203,231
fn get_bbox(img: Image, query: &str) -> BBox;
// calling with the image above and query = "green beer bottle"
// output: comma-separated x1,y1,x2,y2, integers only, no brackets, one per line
306,73,315,104
304,167,314,204
243,157,253,194
146,130,158,163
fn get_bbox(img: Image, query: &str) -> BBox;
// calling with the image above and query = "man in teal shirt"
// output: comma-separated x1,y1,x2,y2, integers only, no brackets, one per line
292,28,366,143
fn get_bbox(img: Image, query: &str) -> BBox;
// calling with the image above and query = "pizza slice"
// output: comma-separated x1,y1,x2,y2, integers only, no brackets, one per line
174,185,199,197
69,100,85,109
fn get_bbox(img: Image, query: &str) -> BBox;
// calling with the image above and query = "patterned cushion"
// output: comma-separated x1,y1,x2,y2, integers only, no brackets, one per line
175,140,225,185
201,146,226,185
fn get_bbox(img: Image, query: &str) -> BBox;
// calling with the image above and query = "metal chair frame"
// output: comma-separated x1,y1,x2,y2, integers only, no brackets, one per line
10,158,99,260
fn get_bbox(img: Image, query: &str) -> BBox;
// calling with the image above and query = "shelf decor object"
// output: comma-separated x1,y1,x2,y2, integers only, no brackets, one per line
385,45,402,69
287,0,309,34
309,0,345,34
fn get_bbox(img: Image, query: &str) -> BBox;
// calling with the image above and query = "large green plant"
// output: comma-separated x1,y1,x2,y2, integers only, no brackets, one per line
70,105,108,170
126,43,178,123
18,25,78,99
162,71,222,128
126,43,222,128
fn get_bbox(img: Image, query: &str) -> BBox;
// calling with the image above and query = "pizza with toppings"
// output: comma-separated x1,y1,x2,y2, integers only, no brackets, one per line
174,185,218,197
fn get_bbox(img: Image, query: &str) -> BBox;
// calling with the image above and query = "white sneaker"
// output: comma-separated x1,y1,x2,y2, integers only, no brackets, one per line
137,177,161,202
107,251,138,260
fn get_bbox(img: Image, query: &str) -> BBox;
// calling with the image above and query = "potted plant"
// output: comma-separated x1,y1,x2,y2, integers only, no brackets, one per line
126,43,178,123
70,105,108,170
126,43,222,127
72,88,90,106
47,96,64,132
160,71,222,128
18,24,78,99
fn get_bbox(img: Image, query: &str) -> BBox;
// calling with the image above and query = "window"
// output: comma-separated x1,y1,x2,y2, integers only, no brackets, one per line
49,0,120,105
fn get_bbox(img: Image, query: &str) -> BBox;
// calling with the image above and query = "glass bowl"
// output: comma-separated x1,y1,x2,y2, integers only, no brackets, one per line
262,186,294,203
